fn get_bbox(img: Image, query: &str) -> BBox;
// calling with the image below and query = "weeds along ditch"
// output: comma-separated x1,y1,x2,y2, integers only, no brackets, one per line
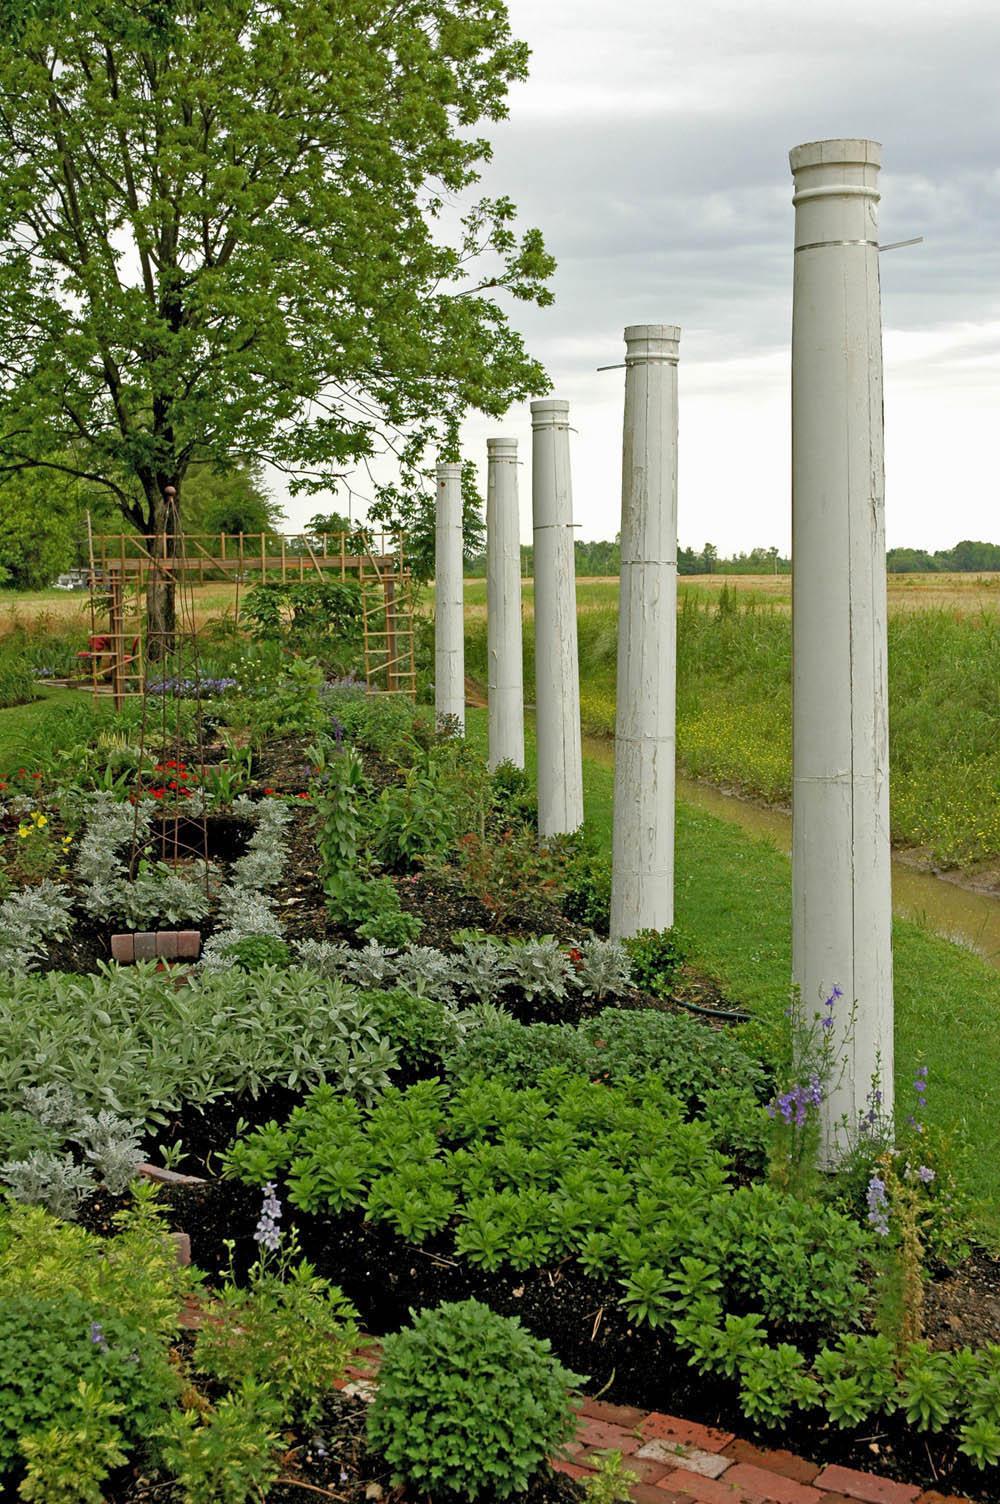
466,587,1000,869
4,649,1000,1500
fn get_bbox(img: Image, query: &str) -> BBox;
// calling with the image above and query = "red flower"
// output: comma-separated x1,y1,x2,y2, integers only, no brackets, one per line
150,788,165,799
263,787,276,795
31,772,42,780
296,792,309,799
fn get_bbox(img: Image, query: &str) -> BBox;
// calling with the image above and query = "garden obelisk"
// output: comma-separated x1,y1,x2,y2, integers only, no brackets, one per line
486,437,525,770
610,325,680,939
531,399,583,836
790,139,893,1158
434,460,465,731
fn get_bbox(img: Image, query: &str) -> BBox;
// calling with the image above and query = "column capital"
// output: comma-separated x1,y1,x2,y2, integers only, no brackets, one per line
531,398,570,428
436,460,462,479
624,325,681,364
487,436,518,457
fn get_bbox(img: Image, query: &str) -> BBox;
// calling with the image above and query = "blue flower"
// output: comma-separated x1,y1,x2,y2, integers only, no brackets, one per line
866,1175,890,1237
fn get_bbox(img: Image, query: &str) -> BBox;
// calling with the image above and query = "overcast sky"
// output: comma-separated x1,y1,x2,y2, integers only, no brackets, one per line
282,0,1000,553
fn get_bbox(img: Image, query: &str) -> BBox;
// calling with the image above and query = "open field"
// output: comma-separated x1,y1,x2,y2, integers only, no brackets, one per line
466,581,1000,870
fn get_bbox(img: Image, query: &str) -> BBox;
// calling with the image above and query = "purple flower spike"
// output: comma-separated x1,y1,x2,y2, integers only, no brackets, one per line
866,1175,890,1237
253,1180,283,1253
917,1165,935,1184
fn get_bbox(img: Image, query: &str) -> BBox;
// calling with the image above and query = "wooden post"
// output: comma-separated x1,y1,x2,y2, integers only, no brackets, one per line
384,575,397,693
531,399,583,836
486,437,525,770
435,462,465,730
110,573,125,710
790,138,893,1159
611,325,681,939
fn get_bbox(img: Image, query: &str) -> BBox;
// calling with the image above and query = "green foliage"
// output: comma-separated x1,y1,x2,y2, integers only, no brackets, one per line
583,1450,640,1504
243,580,363,671
0,963,398,1128
622,927,688,997
0,653,35,709
0,0,552,547
223,936,292,972
194,1253,358,1427
364,988,463,1074
367,762,461,871
367,1299,581,1500
219,658,328,746
0,1193,187,1481
157,1380,284,1504
17,1380,128,1504
446,1007,768,1120
313,746,422,944
561,838,612,932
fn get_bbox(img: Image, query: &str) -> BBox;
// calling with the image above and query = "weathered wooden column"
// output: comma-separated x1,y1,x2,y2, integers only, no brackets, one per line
486,437,525,770
531,399,583,836
434,460,465,731
611,325,680,939
790,138,893,1158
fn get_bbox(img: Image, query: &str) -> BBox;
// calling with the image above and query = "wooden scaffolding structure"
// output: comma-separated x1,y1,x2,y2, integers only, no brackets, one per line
81,528,418,707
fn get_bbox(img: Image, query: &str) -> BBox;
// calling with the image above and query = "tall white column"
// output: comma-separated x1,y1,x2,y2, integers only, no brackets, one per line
531,399,583,837
486,437,525,770
790,138,893,1158
610,325,680,939
434,460,465,731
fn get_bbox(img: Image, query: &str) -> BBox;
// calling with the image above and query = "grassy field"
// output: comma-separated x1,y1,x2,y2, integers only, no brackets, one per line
464,706,1000,1237
466,578,1000,869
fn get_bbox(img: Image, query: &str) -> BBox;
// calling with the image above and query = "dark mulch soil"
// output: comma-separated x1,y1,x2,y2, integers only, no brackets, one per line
111,1389,583,1504
925,1246,1000,1350
145,1175,1000,1503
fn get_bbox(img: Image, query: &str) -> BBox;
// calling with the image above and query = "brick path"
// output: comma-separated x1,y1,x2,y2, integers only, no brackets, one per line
563,1401,965,1504
334,1348,968,1504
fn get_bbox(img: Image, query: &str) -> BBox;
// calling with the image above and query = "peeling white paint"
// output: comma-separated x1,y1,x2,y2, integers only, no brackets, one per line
611,325,681,940
435,461,465,731
531,399,584,837
486,437,525,771
789,138,894,1159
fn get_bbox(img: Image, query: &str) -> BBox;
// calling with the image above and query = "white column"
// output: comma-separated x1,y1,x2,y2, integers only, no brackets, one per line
610,325,680,939
434,460,465,731
486,437,525,770
790,138,893,1158
531,399,583,837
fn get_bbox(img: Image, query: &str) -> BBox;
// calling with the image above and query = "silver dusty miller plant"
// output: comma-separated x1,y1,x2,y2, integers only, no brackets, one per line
200,796,293,967
0,1084,144,1212
573,938,633,1001
0,880,74,973
76,791,217,927
0,1152,95,1220
505,937,572,1002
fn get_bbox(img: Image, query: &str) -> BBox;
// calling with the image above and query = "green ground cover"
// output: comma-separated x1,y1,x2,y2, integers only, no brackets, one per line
0,688,113,769
465,707,1000,1236
465,587,1000,867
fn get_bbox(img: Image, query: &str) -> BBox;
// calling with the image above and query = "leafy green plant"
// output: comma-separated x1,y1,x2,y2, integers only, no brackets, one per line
157,1380,284,1504
583,1449,640,1504
367,1299,582,1500
195,1234,358,1427
622,927,688,996
222,936,292,972
0,964,398,1130
455,827,564,927
17,1380,128,1504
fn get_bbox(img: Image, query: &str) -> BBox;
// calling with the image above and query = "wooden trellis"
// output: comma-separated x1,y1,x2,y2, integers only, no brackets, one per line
79,527,417,707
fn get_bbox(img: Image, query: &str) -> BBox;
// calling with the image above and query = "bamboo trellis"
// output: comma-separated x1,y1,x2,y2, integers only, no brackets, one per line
80,529,417,705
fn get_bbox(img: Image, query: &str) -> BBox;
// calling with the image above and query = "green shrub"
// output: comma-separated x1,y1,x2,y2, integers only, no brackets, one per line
157,1380,283,1504
446,1006,768,1113
0,655,35,710
367,1299,581,1500
194,1256,358,1427
0,1193,187,1486
364,988,463,1073
223,936,292,972
623,927,688,996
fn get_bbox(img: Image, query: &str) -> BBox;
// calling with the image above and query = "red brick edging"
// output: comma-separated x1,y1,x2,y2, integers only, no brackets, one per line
329,1350,965,1504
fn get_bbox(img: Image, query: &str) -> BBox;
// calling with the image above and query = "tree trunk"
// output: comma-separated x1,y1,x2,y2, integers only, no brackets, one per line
145,486,179,661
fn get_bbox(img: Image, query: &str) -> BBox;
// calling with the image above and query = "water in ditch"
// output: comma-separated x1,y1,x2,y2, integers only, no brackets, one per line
580,734,1000,971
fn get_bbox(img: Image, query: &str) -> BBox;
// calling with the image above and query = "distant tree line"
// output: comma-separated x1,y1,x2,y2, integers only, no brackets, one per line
886,541,1000,573
464,540,790,577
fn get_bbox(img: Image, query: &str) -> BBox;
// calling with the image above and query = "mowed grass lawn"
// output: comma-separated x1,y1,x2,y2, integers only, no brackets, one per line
465,706,1000,1239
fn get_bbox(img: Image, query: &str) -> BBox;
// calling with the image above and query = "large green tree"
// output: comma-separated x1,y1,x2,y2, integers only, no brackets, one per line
0,0,554,641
